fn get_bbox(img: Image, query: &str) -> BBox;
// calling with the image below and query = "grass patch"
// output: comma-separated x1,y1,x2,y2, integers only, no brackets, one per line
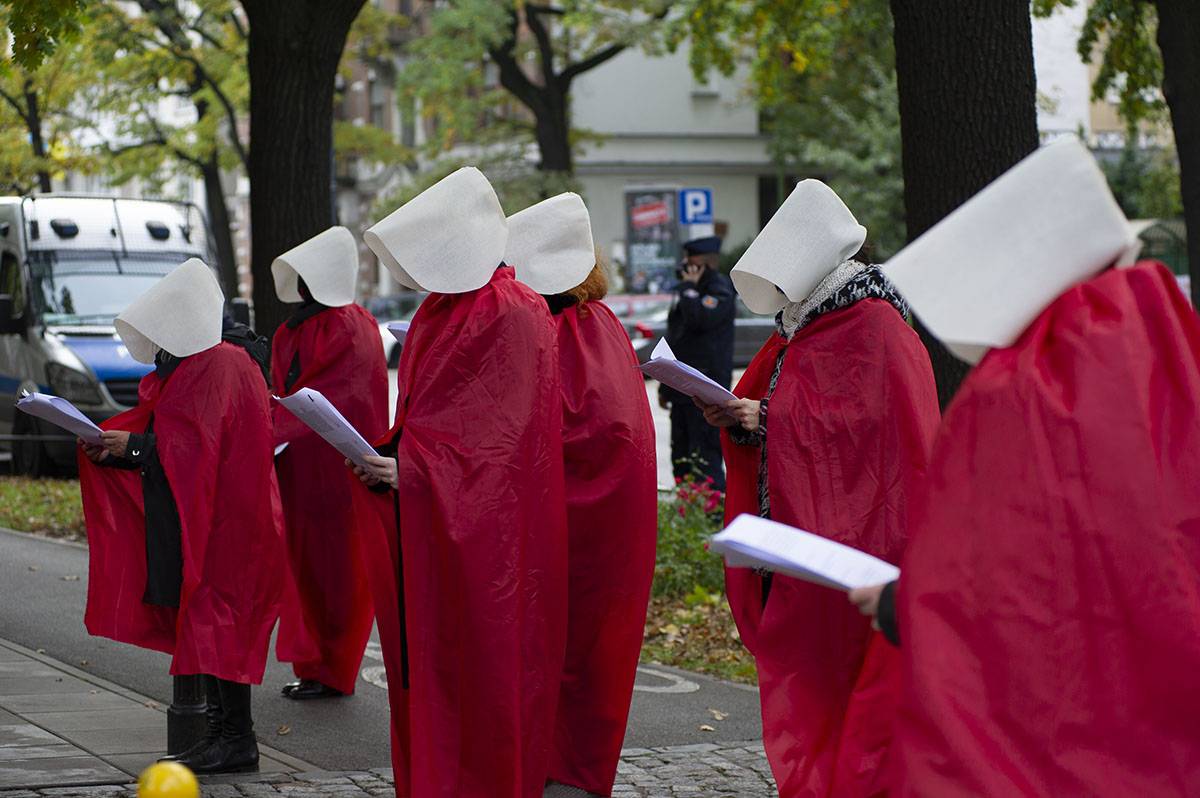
642,478,757,686
641,588,757,685
0,476,85,541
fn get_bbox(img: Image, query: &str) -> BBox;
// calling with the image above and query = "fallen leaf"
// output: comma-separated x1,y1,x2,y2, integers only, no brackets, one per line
27,565,39,572
79,660,89,666
36,648,46,654
61,575,80,582
277,724,291,736
699,724,716,732
90,690,99,695
707,708,728,721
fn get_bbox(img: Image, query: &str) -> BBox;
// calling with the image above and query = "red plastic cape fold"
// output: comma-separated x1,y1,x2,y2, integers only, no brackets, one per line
545,301,658,796
79,343,286,684
352,267,568,797
895,262,1200,796
721,299,940,797
271,304,389,694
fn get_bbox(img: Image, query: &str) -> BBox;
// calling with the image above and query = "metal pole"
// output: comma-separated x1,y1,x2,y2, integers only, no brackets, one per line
166,674,207,755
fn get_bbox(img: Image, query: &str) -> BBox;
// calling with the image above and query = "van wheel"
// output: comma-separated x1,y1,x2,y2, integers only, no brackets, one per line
12,414,50,477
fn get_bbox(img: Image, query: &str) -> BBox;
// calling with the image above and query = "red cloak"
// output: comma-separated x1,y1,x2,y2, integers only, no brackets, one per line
353,267,568,797
545,300,657,796
271,303,388,694
721,299,940,797
895,262,1200,796
79,342,286,684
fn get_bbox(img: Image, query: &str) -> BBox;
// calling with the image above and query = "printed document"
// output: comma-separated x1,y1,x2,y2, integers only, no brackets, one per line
273,388,376,468
387,321,410,344
710,513,900,591
639,339,736,406
15,391,103,445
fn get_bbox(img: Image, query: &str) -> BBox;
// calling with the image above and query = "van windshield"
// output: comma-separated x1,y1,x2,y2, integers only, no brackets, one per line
29,251,187,326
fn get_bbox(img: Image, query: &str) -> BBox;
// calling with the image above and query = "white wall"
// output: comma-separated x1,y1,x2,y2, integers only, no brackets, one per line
572,44,759,136
572,44,770,281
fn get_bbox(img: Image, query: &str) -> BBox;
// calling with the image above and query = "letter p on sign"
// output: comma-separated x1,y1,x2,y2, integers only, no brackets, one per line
679,188,713,225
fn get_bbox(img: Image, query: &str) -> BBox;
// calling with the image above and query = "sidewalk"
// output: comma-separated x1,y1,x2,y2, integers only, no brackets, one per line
0,638,304,790
0,638,777,796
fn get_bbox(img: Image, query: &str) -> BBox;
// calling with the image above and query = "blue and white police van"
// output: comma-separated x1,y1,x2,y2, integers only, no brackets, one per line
0,196,215,476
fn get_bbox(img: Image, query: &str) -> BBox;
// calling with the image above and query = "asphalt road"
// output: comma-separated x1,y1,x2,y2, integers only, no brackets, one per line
0,528,761,771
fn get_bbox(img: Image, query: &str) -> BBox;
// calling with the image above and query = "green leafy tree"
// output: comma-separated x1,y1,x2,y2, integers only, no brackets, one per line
88,0,248,293
1034,0,1200,306
755,0,905,258
0,8,97,193
0,0,86,70
397,0,671,199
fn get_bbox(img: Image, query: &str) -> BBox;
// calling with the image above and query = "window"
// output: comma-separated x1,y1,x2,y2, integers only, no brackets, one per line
0,252,25,319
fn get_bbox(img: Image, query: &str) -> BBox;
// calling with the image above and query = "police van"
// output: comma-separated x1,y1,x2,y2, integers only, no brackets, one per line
0,195,220,476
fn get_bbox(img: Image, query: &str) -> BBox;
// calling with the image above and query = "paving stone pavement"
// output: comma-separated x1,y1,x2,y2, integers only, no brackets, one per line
0,743,779,798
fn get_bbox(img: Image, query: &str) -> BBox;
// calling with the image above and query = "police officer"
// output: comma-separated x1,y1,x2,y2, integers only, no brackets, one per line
658,235,735,490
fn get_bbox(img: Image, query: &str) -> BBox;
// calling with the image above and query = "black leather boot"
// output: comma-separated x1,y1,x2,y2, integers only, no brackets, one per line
186,679,259,774
281,679,344,700
160,675,222,765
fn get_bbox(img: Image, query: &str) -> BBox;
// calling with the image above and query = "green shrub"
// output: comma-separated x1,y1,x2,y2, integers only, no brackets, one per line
654,476,726,597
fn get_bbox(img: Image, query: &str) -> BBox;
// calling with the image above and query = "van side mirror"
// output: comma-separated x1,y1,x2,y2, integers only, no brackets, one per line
0,294,24,335
229,298,252,327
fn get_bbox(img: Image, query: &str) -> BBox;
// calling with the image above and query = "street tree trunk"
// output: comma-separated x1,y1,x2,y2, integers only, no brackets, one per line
1155,0,1200,308
240,0,365,336
533,85,572,174
490,3,633,197
201,157,239,297
889,0,1040,405
24,80,51,193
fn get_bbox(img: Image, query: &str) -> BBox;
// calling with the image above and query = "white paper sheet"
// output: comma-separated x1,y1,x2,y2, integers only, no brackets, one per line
15,391,103,445
638,339,737,406
387,321,410,344
709,514,900,592
272,388,376,468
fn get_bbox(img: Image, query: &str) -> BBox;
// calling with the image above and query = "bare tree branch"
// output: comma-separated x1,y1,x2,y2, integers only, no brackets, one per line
523,4,560,86
560,42,627,83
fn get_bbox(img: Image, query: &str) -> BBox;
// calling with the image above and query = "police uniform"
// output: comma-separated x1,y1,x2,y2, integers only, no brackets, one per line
659,236,735,490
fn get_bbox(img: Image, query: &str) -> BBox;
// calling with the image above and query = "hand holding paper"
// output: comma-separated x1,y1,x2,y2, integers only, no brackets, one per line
709,514,900,592
273,387,376,468
639,339,737,406
15,391,103,445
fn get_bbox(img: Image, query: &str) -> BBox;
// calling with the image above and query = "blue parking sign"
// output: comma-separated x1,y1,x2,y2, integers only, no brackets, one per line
679,188,713,224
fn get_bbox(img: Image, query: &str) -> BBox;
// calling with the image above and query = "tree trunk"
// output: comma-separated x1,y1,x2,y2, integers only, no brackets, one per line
535,85,573,174
240,0,365,336
889,0,1040,405
201,156,239,298
1155,0,1200,308
24,80,51,193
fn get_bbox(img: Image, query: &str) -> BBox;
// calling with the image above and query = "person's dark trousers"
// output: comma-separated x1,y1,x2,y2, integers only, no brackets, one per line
164,676,259,774
670,401,725,491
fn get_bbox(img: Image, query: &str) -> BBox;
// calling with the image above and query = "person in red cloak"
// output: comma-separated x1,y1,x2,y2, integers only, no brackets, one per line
349,166,568,797
78,257,285,774
507,193,658,798
851,140,1200,795
267,226,389,700
696,180,940,797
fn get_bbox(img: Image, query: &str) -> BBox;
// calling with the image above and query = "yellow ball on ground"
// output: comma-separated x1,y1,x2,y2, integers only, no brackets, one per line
138,762,200,798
